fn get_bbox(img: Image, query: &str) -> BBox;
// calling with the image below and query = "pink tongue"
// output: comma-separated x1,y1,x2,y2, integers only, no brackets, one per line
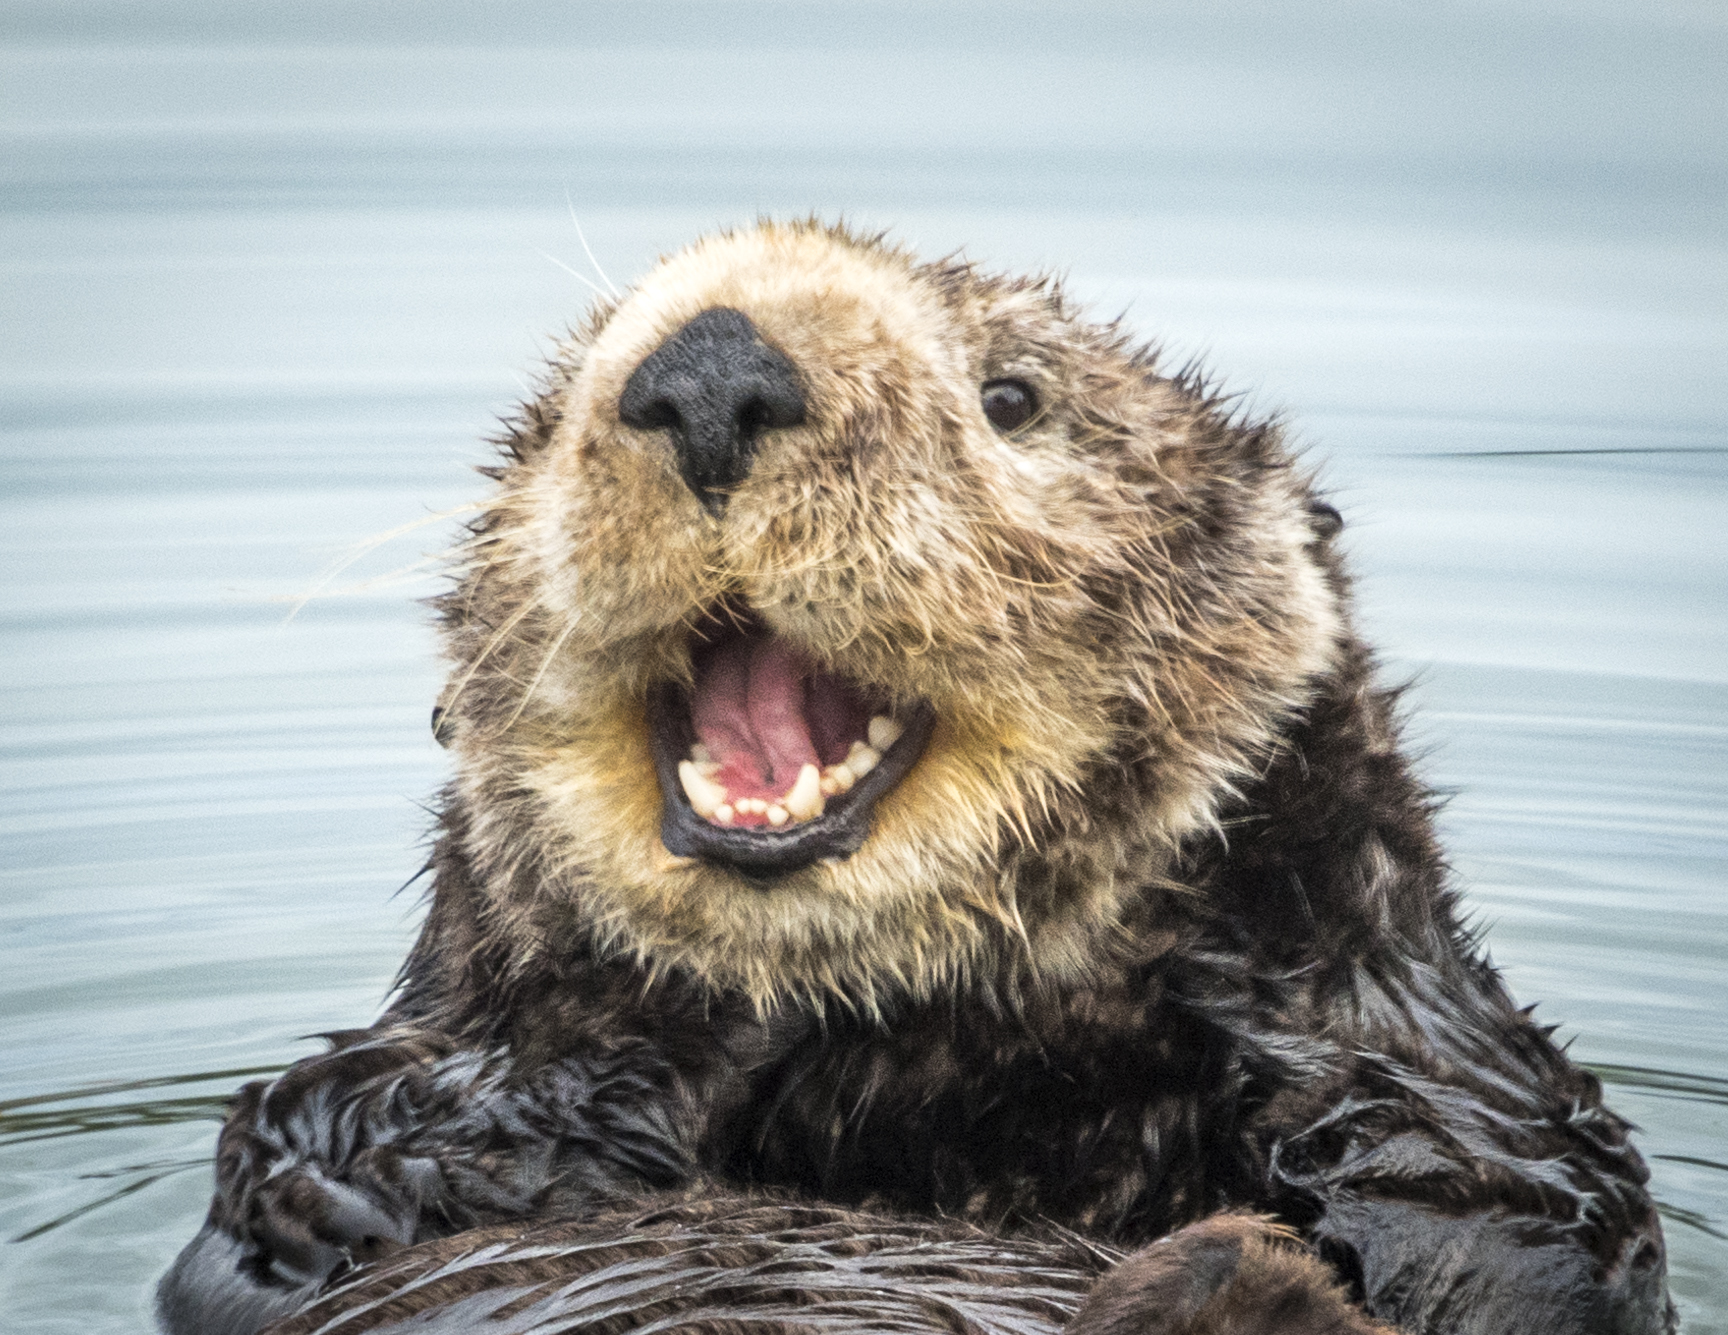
691,638,820,799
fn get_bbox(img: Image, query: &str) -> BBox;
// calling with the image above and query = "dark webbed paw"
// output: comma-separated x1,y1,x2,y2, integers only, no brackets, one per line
234,1157,417,1285
211,1037,446,1288
1067,1214,1393,1335
159,1031,695,1335
1311,1196,1678,1335
156,1223,318,1335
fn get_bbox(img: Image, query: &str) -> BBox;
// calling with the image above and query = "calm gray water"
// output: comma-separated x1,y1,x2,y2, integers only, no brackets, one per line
2,1,1723,1328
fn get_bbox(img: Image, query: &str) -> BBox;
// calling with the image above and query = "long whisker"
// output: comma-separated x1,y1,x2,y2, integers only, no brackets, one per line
500,613,584,731
266,552,452,602
440,595,541,720
566,191,621,298
281,503,484,625
537,248,610,301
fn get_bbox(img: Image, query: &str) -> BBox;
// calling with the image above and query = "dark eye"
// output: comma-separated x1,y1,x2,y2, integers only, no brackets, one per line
981,379,1036,433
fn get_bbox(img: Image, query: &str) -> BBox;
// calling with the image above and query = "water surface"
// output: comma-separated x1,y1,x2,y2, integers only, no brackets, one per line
2,2,1723,1328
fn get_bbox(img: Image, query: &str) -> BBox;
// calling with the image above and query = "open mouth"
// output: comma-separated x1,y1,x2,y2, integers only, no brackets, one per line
648,610,935,877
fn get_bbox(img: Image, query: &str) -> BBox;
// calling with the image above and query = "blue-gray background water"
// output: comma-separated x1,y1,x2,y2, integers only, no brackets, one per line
2,1,1723,1327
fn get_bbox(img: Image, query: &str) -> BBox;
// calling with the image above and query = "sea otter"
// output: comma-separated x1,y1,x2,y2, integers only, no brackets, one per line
158,222,1674,1334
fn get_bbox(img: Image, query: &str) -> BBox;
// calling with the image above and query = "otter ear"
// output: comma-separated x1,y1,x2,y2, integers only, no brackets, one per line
431,674,462,748
1307,500,1344,542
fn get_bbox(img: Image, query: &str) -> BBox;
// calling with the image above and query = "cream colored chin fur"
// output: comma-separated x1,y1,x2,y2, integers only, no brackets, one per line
439,221,1342,1012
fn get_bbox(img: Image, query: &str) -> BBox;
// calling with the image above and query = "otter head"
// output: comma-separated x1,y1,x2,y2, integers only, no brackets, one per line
437,222,1342,1009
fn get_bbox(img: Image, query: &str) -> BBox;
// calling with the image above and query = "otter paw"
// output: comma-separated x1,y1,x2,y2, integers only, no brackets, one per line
158,1147,422,1335
236,1158,416,1286
1067,1214,1392,1335
209,1055,445,1287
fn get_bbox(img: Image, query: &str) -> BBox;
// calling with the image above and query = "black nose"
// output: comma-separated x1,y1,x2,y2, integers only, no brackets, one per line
617,307,806,513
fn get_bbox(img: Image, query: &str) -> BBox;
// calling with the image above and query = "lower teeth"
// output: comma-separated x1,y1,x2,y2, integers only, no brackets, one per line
679,716,898,827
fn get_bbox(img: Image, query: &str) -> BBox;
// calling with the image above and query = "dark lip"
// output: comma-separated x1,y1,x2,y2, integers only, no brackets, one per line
647,682,937,878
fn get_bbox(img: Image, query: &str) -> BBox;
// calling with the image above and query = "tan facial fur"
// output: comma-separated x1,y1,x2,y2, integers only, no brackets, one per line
436,222,1342,1011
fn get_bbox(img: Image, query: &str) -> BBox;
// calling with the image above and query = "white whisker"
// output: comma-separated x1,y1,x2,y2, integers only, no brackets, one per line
537,247,610,301
565,191,621,297
266,552,452,603
501,613,583,730
281,503,484,625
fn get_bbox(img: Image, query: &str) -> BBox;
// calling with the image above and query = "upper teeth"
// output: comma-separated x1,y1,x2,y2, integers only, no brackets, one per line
679,714,902,828
677,761,729,819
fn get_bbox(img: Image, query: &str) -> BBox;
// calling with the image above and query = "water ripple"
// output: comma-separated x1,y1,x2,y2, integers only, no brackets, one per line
0,1066,286,1148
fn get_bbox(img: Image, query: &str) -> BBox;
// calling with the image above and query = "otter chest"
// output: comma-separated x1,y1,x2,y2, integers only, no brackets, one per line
710,997,1250,1243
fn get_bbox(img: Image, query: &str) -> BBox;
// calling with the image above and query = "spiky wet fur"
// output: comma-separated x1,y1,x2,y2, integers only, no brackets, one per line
160,223,1674,1335
261,1191,1120,1335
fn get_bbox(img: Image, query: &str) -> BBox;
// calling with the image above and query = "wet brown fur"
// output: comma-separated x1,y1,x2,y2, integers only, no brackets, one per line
1070,1214,1395,1335
259,1196,1389,1335
263,1191,1118,1335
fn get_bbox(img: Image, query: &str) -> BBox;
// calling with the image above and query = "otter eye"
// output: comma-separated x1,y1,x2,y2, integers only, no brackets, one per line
981,379,1036,433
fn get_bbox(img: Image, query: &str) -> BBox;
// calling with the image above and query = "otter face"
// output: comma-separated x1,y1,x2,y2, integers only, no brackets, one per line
440,223,1340,1007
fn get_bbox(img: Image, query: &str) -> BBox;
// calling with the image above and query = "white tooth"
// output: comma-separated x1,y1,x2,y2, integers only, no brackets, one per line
690,742,712,764
823,763,855,794
846,742,880,778
678,760,729,819
693,761,722,779
739,798,767,815
867,715,902,752
784,763,825,822
819,776,839,797
714,803,734,825
766,804,789,826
